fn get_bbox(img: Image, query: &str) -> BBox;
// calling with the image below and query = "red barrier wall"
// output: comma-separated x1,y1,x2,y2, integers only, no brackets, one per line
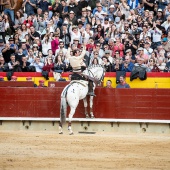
0,87,170,120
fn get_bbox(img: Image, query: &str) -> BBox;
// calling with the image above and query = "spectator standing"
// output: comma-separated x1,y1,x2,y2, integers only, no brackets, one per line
0,15,6,43
1,0,17,23
22,0,36,16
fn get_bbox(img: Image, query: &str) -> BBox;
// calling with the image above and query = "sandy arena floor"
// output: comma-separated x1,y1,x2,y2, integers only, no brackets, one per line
0,131,170,170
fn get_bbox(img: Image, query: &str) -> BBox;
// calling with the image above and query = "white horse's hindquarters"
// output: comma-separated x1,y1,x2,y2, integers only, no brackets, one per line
66,84,88,106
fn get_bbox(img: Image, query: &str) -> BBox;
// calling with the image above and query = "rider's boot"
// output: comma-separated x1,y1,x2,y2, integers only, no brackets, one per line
87,80,96,96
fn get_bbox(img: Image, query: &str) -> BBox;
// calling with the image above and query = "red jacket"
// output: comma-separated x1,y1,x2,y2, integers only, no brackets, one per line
51,38,59,55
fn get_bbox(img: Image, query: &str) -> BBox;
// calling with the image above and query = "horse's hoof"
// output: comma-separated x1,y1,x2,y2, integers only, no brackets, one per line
59,132,63,134
91,116,95,119
69,132,74,135
86,115,90,118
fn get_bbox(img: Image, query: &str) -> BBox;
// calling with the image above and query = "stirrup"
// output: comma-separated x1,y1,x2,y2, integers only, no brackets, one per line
87,92,96,97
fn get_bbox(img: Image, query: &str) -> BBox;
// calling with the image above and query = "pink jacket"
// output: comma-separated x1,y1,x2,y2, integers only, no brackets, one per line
51,38,59,55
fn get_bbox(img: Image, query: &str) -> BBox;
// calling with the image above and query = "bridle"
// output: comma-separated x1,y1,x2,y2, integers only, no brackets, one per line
87,65,105,83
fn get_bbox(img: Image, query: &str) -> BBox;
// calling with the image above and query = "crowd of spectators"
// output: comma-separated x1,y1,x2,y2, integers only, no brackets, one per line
0,0,170,76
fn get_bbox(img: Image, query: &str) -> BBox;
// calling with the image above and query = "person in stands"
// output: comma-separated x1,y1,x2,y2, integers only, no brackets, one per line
116,75,130,88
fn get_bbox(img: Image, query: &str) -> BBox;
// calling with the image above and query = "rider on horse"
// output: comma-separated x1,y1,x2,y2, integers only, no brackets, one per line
67,44,96,96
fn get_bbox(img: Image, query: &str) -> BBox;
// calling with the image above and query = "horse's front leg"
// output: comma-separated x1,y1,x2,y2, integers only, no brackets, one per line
89,96,95,118
83,97,89,118
59,122,63,134
68,107,76,135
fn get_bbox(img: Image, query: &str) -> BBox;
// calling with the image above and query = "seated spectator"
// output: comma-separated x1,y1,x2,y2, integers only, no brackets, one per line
0,56,8,72
53,55,66,73
135,47,149,64
104,79,113,88
20,56,30,72
43,57,54,72
147,58,160,72
8,54,21,72
102,56,112,72
30,57,44,72
116,75,130,88
112,59,122,72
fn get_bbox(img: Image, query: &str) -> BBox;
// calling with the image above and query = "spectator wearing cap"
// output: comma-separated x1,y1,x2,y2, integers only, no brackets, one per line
92,1,107,15
94,3,105,22
107,5,116,21
0,76,4,81
8,37,18,52
73,37,81,49
68,11,78,26
22,0,36,16
30,56,44,72
0,15,6,44
86,6,93,21
162,37,170,52
38,79,46,87
153,9,165,24
0,56,8,72
121,55,134,72
11,76,17,81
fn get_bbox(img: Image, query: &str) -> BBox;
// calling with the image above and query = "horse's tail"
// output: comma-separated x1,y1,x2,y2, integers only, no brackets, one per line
60,96,67,124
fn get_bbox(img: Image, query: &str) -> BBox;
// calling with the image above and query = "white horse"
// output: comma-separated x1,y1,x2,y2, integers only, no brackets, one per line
59,65,105,135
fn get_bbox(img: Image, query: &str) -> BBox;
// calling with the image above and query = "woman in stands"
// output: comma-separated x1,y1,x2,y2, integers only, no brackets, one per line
53,55,66,73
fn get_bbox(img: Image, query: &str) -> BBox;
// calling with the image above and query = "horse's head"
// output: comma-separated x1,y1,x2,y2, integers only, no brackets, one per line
83,65,105,82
